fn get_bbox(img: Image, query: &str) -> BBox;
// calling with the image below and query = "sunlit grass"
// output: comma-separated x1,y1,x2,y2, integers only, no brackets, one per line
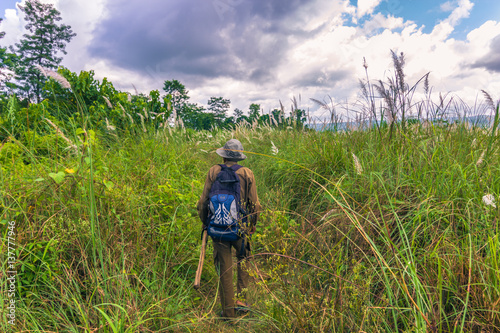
1,52,500,331
2,112,499,332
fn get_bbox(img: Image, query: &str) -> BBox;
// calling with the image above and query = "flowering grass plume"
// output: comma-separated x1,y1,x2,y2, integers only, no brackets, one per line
252,119,258,130
471,138,477,149
136,113,147,133
271,141,279,155
103,96,113,109
44,118,78,151
352,153,363,175
126,112,134,124
105,118,116,131
35,65,71,89
482,194,497,208
476,150,485,166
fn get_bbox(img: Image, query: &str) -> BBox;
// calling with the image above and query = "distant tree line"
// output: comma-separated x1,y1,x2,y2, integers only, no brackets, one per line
0,0,306,139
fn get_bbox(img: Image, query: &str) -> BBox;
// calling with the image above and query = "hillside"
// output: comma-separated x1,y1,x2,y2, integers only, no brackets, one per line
1,113,500,331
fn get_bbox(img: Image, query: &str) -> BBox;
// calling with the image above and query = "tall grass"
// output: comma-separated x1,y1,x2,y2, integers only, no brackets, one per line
1,55,499,332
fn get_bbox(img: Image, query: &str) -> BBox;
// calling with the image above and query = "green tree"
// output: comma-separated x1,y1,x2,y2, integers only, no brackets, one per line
233,108,243,118
162,79,212,129
163,79,202,126
208,96,230,127
163,79,189,111
182,103,214,130
10,0,76,102
292,108,307,123
233,107,248,124
271,108,282,126
248,103,261,122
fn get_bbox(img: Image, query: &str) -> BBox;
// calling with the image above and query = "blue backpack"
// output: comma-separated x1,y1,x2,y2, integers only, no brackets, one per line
206,164,247,242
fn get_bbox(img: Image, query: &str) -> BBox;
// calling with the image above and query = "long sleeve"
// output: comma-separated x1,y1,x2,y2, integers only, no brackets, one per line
197,166,217,225
244,169,261,227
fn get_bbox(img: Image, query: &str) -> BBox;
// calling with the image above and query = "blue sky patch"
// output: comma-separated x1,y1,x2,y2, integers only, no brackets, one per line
0,1,18,17
347,0,500,40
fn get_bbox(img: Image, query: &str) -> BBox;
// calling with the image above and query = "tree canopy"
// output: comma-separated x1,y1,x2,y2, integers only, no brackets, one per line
10,0,76,102
163,79,189,111
208,96,230,127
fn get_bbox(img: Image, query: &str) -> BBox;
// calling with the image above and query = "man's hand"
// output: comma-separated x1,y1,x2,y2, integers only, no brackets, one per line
249,225,256,235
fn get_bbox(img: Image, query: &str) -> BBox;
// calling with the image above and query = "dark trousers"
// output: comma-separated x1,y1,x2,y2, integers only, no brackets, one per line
212,238,250,318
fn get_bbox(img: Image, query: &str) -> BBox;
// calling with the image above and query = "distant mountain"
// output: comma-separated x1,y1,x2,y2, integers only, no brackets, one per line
308,115,495,131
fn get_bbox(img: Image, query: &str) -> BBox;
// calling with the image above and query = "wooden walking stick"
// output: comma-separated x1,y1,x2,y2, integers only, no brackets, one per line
194,229,208,289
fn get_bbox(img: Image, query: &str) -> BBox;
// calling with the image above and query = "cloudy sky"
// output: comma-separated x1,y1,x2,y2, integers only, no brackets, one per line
1,0,500,119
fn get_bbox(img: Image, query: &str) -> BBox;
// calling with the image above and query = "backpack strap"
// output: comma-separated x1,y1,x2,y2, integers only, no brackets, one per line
216,164,238,184
231,164,243,171
240,235,246,257
231,164,247,256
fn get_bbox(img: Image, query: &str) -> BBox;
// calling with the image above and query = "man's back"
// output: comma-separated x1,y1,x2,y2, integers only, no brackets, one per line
197,161,260,227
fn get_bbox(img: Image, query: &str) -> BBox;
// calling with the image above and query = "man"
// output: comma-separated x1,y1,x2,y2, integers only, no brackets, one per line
197,138,261,319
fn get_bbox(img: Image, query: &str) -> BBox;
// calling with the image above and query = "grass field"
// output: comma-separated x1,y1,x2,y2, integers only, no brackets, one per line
1,51,500,331
1,104,500,332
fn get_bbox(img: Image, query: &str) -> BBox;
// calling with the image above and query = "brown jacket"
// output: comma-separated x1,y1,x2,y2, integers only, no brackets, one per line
197,161,261,227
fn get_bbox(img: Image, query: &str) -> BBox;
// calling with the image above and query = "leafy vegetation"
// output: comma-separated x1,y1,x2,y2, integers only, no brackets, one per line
1,82,499,331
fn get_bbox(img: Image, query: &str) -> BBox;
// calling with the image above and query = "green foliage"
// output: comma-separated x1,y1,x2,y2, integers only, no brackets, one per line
248,103,261,121
0,18,4,40
0,19,7,88
208,96,231,127
44,68,101,107
162,79,209,129
181,102,212,130
17,239,61,298
1,95,22,137
233,107,244,119
163,79,189,111
2,120,500,332
0,31,17,93
0,142,22,166
48,171,65,184
22,129,68,156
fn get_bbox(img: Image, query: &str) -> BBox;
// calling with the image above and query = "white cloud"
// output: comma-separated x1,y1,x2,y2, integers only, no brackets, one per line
443,0,474,26
80,0,500,118
440,1,454,12
0,7,23,47
430,0,474,41
279,0,346,33
57,0,108,71
357,0,382,18
258,2,500,119
361,12,406,34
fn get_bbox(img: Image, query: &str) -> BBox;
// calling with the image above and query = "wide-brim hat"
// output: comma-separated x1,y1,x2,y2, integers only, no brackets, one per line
216,139,247,161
